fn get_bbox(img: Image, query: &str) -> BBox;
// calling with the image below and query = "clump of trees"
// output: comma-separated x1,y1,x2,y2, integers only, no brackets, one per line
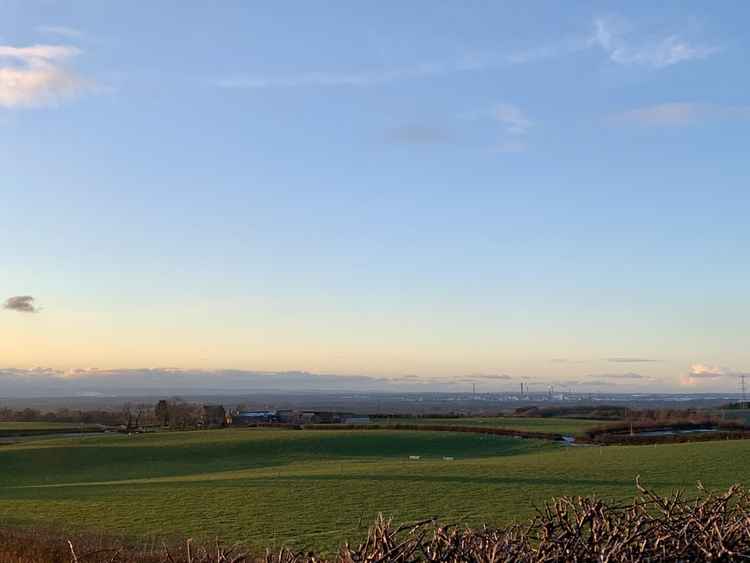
152,398,203,429
120,399,205,430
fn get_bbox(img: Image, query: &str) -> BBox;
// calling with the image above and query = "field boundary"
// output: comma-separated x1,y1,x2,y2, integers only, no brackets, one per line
301,423,564,441
298,422,750,446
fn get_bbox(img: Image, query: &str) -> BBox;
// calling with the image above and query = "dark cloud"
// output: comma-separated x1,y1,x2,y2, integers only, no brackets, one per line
606,357,660,363
562,379,611,387
584,380,611,387
384,125,452,145
388,375,461,386
466,373,512,380
586,372,646,380
0,368,512,397
459,373,513,384
3,295,39,313
610,103,749,127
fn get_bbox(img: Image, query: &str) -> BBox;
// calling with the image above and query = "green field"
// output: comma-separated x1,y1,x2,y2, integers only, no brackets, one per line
0,422,97,430
0,422,102,440
1,428,749,552
378,416,600,435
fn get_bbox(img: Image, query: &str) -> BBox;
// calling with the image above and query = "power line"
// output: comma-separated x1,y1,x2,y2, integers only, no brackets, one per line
741,374,747,405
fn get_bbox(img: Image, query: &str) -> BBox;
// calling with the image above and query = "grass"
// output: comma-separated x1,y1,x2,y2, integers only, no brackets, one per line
376,416,599,436
1,428,750,553
0,421,102,440
0,422,98,430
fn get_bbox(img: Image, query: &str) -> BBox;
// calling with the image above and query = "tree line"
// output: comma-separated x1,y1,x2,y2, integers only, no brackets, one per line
0,398,207,430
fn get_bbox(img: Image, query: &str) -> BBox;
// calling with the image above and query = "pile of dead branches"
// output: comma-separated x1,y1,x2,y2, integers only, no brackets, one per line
270,479,750,562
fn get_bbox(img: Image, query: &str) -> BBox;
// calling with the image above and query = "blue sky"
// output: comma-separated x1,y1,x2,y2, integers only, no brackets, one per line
1,1,749,392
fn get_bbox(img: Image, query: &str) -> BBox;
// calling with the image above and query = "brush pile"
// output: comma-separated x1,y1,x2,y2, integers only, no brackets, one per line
274,478,750,562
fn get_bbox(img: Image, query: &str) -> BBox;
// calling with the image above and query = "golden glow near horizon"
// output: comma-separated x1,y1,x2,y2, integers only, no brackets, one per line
2,295,745,391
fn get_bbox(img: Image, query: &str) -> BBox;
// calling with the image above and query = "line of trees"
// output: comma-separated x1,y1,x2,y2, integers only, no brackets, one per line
514,405,728,422
0,398,205,430
0,407,123,426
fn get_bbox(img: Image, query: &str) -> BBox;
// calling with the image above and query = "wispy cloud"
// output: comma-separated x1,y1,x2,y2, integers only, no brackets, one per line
464,103,533,153
0,43,90,108
488,103,532,153
218,18,718,91
3,295,39,313
611,102,750,126
591,17,720,69
386,103,532,153
0,45,80,62
217,56,496,90
616,103,699,125
216,38,584,92
494,103,532,135
36,25,85,40
550,358,587,364
607,357,660,363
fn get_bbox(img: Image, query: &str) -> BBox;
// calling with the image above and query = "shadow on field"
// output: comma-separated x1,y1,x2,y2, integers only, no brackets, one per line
13,472,684,493
0,431,544,487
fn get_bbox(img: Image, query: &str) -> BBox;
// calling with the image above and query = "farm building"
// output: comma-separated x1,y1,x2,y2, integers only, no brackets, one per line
276,409,299,423
232,410,278,425
230,410,370,426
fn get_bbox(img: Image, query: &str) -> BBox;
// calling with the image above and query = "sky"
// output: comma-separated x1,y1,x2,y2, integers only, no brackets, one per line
1,1,749,394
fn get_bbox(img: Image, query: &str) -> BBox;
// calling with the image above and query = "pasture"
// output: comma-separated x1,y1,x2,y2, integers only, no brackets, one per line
0,422,97,431
0,422,103,441
1,428,749,553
